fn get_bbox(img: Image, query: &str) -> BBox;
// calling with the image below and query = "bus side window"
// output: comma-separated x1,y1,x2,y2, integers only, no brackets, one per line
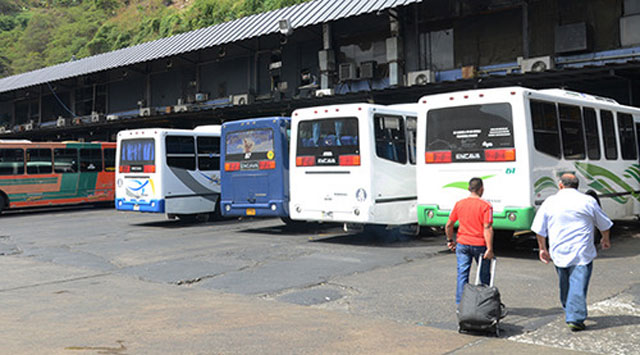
406,116,417,165
582,107,601,160
600,110,618,160
374,114,407,164
54,148,78,173
530,100,561,158
558,104,585,160
80,149,103,172
166,136,196,170
197,136,220,171
104,148,116,172
617,112,637,160
0,148,24,175
26,148,52,174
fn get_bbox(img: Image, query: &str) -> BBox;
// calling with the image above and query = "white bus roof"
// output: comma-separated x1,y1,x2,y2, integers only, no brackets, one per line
193,125,221,133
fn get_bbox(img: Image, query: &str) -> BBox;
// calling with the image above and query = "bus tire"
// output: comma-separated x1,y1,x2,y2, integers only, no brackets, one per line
585,191,602,245
177,214,198,223
0,193,5,214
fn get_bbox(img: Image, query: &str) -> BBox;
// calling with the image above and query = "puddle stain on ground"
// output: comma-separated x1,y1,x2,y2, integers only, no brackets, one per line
65,340,126,354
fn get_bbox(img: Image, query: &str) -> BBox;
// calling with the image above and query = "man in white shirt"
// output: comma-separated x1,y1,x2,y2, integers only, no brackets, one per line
531,173,612,332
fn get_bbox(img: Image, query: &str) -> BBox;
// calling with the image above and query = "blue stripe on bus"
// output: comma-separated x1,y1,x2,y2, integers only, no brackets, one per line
115,198,165,213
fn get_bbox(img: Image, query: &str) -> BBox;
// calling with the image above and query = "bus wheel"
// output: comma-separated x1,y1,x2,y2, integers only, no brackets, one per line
0,194,4,214
177,214,198,223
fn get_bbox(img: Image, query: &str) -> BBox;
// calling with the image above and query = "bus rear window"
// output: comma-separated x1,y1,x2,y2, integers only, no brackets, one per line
225,129,274,164
120,139,155,165
296,117,359,166
426,104,514,163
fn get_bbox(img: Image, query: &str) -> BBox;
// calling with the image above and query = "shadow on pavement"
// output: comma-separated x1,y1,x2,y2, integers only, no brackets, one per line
1,202,112,217
587,315,640,330
240,221,343,236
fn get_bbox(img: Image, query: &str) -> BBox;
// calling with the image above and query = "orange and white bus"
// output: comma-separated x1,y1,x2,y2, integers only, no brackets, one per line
0,140,116,213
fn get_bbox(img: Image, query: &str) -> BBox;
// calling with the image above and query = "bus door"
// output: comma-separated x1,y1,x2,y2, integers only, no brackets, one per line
224,128,276,207
53,148,79,199
78,148,103,199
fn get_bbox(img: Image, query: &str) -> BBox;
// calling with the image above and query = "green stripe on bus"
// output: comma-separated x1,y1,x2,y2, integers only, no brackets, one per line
0,178,58,186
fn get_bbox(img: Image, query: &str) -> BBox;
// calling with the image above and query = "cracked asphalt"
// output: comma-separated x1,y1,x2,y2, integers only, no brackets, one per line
0,205,638,354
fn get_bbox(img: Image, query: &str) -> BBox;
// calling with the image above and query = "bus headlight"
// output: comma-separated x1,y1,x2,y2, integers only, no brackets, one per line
295,205,302,213
427,210,434,219
270,204,277,211
356,188,367,202
225,204,231,212
508,212,517,222
354,208,360,216
151,202,155,207
118,201,123,206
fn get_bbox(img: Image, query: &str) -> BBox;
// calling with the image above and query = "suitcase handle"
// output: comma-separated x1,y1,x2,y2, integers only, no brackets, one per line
474,257,496,287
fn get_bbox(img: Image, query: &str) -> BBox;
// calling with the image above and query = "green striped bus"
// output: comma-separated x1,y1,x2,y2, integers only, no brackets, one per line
0,140,116,213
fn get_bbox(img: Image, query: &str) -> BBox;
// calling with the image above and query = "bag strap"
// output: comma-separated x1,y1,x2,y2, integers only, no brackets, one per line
475,257,497,286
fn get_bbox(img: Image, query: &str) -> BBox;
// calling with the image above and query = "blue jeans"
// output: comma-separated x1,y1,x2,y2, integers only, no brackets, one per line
456,243,491,304
556,262,593,324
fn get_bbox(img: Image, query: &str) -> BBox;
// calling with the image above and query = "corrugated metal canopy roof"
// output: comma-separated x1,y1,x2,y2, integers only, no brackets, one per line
0,0,421,95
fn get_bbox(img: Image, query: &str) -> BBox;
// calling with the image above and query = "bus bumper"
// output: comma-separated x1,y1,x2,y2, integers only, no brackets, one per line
220,200,289,218
417,204,535,230
115,198,165,213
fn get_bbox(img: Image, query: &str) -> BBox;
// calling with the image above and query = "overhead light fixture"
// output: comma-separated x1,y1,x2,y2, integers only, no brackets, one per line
278,19,292,36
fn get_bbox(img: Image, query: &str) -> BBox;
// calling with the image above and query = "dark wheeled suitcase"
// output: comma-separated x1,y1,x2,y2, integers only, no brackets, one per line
457,258,503,336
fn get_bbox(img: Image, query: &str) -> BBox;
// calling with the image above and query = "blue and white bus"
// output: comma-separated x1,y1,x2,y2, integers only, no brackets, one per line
219,117,292,221
115,125,221,221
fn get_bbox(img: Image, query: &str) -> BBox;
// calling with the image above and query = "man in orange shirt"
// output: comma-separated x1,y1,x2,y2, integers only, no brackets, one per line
445,177,495,304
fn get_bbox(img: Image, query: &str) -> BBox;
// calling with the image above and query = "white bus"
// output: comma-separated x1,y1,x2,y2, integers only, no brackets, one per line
115,125,221,220
289,103,418,229
416,87,640,233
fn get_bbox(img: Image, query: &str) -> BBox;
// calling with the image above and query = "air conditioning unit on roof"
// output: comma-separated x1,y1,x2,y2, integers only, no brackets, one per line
23,121,34,131
406,70,435,86
518,56,554,73
90,112,103,123
56,117,67,127
106,114,119,121
232,94,253,106
315,88,334,97
139,107,154,117
360,61,377,79
339,63,357,81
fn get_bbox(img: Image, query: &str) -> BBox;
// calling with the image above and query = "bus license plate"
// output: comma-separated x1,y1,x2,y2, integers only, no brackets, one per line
133,205,140,211
246,208,256,216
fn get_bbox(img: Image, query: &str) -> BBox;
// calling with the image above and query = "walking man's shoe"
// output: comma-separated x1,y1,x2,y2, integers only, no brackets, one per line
567,322,586,331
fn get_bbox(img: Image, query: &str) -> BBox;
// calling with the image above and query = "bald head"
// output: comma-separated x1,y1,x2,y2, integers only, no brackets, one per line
559,173,579,189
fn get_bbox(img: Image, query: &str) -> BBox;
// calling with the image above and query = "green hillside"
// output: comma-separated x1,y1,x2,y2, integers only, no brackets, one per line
0,0,309,78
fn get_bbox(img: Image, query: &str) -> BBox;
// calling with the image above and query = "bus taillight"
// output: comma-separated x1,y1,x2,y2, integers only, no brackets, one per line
119,165,131,173
339,155,360,166
225,162,241,171
425,151,452,164
296,156,315,166
485,148,515,162
143,165,156,173
259,160,276,170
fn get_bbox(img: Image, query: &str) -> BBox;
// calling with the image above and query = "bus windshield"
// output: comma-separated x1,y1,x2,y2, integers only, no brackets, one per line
120,139,155,165
296,117,359,166
426,103,514,162
225,129,274,162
